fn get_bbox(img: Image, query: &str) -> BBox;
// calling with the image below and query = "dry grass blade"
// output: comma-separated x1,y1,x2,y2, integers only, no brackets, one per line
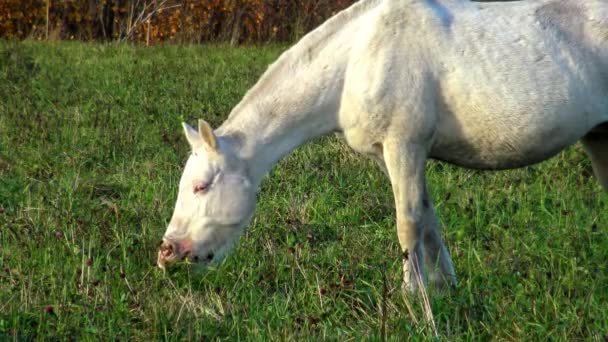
401,291,420,326
413,253,438,338
381,268,388,341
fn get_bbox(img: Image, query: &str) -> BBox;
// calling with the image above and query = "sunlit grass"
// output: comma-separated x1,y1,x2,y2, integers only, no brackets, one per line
1,41,607,339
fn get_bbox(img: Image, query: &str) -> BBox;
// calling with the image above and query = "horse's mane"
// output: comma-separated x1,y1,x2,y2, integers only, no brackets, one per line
271,0,382,69
226,0,382,121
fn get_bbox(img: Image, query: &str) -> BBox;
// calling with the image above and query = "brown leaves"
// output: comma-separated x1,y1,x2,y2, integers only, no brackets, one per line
0,0,357,43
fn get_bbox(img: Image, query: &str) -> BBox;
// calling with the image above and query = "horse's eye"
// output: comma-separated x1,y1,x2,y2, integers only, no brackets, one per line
193,182,209,194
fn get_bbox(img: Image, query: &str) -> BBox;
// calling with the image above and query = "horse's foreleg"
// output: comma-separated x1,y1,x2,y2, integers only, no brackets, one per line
582,125,608,192
369,142,456,288
382,139,431,292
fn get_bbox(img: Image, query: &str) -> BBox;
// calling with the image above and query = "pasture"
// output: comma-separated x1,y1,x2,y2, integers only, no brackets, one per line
0,41,607,339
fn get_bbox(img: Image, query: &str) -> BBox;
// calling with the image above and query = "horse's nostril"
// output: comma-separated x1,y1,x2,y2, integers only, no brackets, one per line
159,240,176,257
182,250,192,261
206,253,214,261
193,255,199,262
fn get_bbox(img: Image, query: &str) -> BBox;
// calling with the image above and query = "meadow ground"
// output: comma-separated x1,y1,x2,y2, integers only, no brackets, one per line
0,41,607,340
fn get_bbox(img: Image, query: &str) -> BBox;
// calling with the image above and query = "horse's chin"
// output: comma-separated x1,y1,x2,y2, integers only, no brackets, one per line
165,233,241,272
160,257,213,273
188,261,211,273
187,255,228,273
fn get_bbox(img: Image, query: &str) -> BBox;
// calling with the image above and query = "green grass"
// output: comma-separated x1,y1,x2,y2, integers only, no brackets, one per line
1,41,607,340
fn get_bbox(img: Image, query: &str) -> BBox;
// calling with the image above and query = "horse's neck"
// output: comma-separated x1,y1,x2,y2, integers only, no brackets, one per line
217,1,378,186
217,52,346,186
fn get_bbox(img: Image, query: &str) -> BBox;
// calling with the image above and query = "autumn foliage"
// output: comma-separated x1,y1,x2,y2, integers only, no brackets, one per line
0,0,357,44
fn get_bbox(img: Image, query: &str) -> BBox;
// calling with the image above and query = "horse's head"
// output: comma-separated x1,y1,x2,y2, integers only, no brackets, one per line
158,120,255,270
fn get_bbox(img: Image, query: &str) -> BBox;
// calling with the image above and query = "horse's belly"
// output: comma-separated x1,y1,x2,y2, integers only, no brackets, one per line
429,112,590,170
430,58,605,169
430,135,570,170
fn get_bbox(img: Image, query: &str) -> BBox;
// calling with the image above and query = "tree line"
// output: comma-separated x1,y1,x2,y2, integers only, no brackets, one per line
0,0,356,44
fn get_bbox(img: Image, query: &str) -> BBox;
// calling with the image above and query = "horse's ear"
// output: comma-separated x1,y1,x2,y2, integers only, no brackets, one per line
182,122,202,150
198,119,218,152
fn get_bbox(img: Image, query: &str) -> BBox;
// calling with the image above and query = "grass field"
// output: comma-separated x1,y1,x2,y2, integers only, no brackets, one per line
1,41,607,340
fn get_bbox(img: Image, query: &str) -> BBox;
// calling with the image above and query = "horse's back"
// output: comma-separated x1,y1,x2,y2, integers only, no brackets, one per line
340,0,608,170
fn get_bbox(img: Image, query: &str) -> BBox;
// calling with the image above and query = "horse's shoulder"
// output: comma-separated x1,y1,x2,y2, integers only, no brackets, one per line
535,0,586,23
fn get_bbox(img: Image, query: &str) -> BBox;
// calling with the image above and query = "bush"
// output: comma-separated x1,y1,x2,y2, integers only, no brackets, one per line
0,0,356,44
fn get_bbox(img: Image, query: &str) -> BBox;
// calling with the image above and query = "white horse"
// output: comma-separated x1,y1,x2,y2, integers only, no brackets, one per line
158,0,608,291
